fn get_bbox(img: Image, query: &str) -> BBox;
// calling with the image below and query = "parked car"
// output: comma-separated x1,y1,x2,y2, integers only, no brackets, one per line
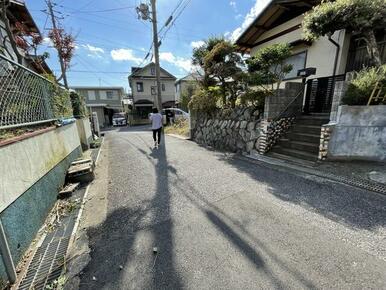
162,108,189,123
112,112,127,126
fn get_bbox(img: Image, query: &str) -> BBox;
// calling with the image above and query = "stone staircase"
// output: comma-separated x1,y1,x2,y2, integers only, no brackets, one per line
269,114,329,162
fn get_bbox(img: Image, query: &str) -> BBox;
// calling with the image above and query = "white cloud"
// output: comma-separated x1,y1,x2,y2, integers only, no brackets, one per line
230,0,271,42
81,44,104,59
159,52,192,72
42,37,53,46
235,13,243,20
190,40,205,49
82,44,104,54
111,48,142,64
87,53,102,59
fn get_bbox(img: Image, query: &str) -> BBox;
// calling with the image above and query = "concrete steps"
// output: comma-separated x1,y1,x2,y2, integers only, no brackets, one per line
270,114,329,162
277,140,319,154
271,146,319,161
291,124,323,135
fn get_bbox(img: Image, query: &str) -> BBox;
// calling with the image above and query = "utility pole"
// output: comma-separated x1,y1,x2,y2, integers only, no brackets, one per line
46,0,69,89
150,0,162,111
137,1,162,111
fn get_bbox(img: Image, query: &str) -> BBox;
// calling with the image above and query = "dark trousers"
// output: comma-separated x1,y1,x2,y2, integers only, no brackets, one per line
152,127,162,144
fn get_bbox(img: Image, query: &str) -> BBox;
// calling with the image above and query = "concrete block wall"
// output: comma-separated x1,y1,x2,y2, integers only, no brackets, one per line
327,105,386,161
329,81,348,123
76,118,93,150
0,123,82,282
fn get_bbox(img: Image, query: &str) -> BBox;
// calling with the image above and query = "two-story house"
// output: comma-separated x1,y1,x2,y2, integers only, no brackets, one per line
128,62,176,118
71,86,124,128
175,73,200,110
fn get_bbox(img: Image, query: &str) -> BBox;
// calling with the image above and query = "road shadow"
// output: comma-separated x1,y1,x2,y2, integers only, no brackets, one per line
220,154,386,231
79,132,183,289
171,172,316,289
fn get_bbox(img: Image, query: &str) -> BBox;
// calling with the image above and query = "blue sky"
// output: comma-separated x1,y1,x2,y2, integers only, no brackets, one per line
28,0,269,92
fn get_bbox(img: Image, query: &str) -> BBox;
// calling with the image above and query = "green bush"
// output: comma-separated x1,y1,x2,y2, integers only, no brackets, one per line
342,65,386,105
238,89,268,111
189,86,221,113
70,91,88,118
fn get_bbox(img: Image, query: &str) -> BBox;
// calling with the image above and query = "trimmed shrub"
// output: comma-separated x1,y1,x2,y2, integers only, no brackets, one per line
342,65,386,105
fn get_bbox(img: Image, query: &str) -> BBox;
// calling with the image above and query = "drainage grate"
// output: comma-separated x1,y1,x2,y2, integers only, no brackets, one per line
17,189,84,290
240,155,386,195
310,170,386,195
18,237,70,290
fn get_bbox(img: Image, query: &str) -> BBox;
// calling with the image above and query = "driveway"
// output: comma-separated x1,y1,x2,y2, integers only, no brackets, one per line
77,126,386,289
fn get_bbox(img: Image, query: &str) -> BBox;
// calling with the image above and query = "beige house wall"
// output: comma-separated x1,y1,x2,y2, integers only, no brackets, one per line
130,64,176,106
131,78,175,104
88,107,106,128
74,88,124,109
250,14,351,83
175,81,198,104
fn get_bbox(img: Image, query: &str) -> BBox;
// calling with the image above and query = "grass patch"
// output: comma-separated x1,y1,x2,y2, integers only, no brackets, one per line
164,119,190,138
0,124,53,142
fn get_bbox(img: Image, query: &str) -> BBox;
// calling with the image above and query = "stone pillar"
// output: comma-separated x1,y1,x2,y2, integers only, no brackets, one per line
329,81,348,123
319,124,334,160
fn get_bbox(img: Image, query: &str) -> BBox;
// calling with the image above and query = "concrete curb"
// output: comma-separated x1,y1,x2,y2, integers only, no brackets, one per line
166,133,191,140
67,137,104,257
240,153,386,196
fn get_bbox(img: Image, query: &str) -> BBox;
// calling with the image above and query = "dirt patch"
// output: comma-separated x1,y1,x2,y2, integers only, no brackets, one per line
164,119,189,138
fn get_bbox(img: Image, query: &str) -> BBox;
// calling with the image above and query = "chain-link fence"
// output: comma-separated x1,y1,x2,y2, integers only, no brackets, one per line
0,54,73,130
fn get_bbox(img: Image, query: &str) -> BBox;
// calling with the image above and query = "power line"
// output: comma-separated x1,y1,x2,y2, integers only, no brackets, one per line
157,0,184,35
75,55,121,86
158,0,192,44
60,5,136,14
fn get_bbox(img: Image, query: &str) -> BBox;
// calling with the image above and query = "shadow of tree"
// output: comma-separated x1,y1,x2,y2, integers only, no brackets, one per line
171,173,316,289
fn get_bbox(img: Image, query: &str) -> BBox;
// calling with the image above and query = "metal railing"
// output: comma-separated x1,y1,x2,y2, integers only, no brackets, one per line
274,84,305,121
0,54,72,130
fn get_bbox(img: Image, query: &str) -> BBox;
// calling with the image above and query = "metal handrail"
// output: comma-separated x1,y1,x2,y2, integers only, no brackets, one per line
273,83,306,121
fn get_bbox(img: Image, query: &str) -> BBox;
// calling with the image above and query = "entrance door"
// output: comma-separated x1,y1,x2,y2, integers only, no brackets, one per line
304,75,345,114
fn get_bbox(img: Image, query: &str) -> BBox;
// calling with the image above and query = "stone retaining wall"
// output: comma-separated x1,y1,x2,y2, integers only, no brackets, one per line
192,107,262,154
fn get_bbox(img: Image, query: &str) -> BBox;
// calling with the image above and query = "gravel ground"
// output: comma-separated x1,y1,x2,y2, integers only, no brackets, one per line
77,125,386,290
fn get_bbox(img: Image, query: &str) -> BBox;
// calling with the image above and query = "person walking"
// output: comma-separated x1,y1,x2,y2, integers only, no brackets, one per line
149,107,163,147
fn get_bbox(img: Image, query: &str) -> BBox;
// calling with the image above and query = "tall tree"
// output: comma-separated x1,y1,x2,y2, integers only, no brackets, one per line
48,28,75,86
192,37,244,107
302,0,386,66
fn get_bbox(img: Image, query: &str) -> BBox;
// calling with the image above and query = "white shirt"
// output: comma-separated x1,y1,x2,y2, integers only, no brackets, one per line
150,113,163,130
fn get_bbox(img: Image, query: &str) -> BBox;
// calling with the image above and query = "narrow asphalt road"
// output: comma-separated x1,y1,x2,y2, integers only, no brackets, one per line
78,126,386,290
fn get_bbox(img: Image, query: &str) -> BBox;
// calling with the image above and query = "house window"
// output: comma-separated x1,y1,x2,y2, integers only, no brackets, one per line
106,91,114,99
162,83,165,91
151,86,157,95
283,51,307,80
87,90,96,100
151,67,155,75
136,82,144,92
